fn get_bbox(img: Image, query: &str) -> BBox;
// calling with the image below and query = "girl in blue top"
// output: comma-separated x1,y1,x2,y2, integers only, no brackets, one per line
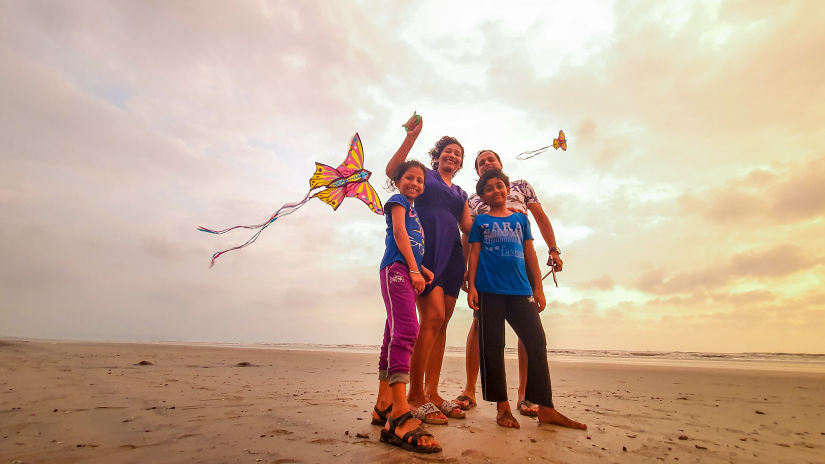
372,160,441,453
467,169,586,431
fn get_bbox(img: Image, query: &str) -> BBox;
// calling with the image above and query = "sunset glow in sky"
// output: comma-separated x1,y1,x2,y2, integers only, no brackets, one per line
2,0,824,353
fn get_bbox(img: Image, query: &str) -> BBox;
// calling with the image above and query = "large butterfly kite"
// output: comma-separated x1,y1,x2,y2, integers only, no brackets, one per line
516,130,567,160
199,133,383,267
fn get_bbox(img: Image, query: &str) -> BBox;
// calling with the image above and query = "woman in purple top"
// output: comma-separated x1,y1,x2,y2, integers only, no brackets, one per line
385,114,472,424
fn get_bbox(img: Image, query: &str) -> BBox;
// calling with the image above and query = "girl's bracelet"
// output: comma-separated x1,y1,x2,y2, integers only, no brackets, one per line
410,270,421,274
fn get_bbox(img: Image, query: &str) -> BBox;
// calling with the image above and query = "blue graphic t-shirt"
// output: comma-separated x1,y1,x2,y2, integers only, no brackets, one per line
380,194,425,270
468,213,534,295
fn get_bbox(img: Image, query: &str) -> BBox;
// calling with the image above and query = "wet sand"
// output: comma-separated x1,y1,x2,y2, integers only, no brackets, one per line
1,339,823,463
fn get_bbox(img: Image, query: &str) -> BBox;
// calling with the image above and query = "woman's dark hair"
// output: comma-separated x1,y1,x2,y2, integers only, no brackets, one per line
476,168,510,196
385,160,427,192
427,136,464,173
474,149,502,171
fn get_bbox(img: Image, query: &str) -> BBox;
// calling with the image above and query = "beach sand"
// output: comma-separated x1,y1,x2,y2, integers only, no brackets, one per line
1,339,823,463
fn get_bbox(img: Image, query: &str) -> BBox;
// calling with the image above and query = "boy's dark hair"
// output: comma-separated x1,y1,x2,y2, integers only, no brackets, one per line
385,160,427,192
476,169,510,196
474,149,501,171
427,136,464,172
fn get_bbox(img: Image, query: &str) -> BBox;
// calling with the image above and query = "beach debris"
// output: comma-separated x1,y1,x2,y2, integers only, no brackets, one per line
135,360,153,366
678,435,688,440
344,430,349,436
234,362,255,367
695,444,707,450
356,432,369,439
755,410,766,415
626,434,637,438
622,446,627,452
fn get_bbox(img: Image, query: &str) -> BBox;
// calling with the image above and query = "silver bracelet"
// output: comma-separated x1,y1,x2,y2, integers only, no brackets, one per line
410,270,421,274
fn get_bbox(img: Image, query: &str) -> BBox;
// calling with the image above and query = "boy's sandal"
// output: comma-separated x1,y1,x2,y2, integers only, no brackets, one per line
371,404,392,426
454,395,476,410
518,400,539,417
438,400,466,419
410,402,448,425
380,411,442,454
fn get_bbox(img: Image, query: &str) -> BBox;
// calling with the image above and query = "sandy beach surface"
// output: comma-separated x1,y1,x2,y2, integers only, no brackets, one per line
1,339,823,463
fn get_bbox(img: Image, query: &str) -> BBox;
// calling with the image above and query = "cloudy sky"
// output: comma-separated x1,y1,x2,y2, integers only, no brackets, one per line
2,0,823,353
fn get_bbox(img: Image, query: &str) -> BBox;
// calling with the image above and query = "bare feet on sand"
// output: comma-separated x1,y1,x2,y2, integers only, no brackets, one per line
537,406,587,430
496,402,520,428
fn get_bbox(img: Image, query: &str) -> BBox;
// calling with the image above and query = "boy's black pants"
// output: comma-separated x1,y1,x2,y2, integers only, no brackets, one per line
477,291,554,408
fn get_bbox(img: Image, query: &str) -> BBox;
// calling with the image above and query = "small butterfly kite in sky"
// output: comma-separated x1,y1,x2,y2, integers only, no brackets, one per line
516,130,567,160
198,133,383,267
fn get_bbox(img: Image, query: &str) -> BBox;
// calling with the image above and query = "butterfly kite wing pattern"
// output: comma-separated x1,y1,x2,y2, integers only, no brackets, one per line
309,162,343,189
337,133,365,175
313,185,347,210
345,180,384,215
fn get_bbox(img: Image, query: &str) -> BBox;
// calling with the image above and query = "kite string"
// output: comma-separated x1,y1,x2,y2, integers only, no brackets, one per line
200,188,317,267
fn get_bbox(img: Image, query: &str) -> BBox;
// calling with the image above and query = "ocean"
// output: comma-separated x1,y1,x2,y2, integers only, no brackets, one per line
195,342,825,373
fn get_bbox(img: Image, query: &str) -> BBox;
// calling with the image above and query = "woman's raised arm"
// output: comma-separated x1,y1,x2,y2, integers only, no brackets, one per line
385,113,423,177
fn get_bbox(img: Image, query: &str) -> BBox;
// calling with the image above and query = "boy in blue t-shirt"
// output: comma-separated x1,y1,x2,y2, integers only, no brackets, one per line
467,169,586,431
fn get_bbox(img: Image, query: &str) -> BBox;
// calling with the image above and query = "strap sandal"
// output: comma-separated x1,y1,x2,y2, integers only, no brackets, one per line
380,411,442,454
410,402,447,425
371,404,392,425
518,399,539,417
438,400,466,419
454,394,476,410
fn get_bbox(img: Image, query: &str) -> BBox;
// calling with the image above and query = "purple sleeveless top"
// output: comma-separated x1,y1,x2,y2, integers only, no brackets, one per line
415,168,468,280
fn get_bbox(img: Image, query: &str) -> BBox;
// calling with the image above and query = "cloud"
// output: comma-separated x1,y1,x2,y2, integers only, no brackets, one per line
683,155,825,225
633,244,818,295
581,274,615,291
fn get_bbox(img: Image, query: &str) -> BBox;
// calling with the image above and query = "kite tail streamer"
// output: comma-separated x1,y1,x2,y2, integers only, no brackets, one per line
516,146,552,160
199,189,315,267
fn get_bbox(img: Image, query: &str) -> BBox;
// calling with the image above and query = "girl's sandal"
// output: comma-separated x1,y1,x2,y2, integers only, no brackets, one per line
380,411,442,454
410,402,448,425
371,404,392,425
438,400,466,419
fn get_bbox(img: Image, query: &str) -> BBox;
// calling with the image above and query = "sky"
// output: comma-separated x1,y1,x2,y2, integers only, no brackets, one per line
1,0,824,353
